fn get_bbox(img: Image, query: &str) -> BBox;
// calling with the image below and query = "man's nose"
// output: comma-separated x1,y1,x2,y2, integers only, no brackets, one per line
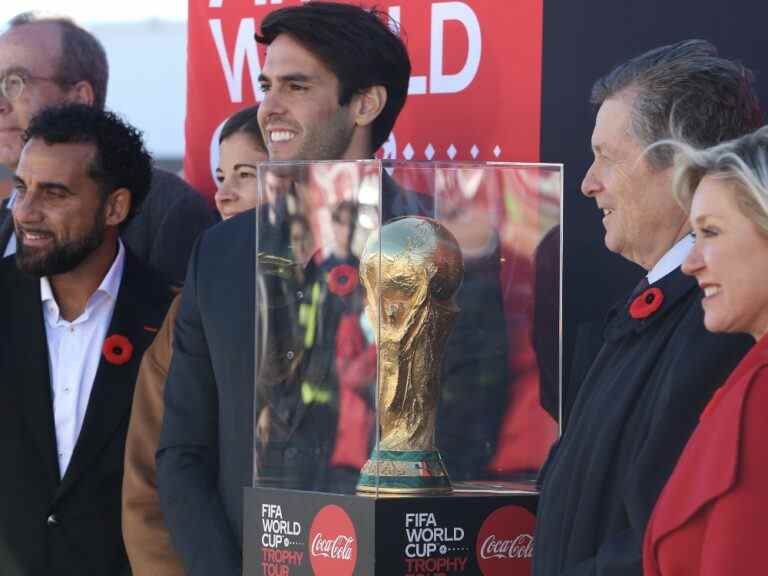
259,88,287,121
12,191,43,224
0,87,12,114
581,162,602,197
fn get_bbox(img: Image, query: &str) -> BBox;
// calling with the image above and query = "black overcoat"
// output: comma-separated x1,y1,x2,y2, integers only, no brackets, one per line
533,268,752,576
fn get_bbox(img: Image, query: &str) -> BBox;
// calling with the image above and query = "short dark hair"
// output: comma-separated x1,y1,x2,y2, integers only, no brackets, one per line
591,39,762,169
24,104,152,226
9,12,109,109
255,1,411,153
219,104,266,151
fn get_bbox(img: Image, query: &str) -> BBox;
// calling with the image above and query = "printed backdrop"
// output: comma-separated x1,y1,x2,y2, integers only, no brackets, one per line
185,0,543,196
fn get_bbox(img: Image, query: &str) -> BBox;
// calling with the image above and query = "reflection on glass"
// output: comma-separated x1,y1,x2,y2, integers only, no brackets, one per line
252,161,562,495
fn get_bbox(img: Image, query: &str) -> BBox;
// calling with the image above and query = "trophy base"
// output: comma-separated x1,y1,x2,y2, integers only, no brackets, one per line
356,449,452,494
244,481,539,576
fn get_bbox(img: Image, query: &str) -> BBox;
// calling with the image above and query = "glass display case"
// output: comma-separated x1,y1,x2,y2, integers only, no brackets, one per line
245,160,561,576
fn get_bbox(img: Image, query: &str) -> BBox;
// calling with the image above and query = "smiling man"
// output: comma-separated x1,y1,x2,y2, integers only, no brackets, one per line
0,104,171,576
256,33,385,162
156,4,422,575
533,41,762,576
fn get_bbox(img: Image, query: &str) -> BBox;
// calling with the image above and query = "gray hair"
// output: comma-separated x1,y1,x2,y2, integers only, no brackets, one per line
591,39,762,170
9,12,109,109
669,126,768,234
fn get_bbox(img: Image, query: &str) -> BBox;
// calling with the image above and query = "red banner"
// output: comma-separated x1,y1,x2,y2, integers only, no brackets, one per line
185,0,543,198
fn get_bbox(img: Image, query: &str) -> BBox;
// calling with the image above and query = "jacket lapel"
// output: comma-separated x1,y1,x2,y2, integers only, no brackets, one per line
6,264,61,486
56,252,159,497
603,268,698,342
650,338,768,544
0,204,14,255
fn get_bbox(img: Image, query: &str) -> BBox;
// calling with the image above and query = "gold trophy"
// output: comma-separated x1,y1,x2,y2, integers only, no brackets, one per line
356,216,464,493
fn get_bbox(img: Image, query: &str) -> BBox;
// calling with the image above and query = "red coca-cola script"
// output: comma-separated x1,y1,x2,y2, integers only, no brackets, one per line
476,505,536,576
308,505,357,576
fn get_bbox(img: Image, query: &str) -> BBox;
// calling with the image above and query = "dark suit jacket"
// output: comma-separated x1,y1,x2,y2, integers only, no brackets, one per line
532,268,752,576
157,210,259,576
157,181,435,576
644,334,768,576
120,168,216,286
0,250,171,576
0,168,215,287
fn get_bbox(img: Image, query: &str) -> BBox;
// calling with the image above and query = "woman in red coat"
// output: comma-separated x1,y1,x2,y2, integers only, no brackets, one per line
643,126,768,575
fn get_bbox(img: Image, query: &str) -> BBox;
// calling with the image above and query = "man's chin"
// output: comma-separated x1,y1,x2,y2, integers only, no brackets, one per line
603,232,623,256
267,145,298,162
0,150,21,172
0,134,22,165
16,246,76,278
16,255,52,277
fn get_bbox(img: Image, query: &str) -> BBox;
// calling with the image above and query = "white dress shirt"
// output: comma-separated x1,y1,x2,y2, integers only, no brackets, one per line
647,234,694,285
42,240,125,477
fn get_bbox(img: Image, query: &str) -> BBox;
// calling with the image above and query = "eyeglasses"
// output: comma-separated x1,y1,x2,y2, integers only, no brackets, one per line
0,72,64,102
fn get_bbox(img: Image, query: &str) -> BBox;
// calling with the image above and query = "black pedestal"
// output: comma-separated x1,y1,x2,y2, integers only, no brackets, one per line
244,482,537,576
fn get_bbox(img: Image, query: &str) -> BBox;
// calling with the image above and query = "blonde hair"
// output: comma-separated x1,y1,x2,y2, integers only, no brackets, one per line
657,125,768,234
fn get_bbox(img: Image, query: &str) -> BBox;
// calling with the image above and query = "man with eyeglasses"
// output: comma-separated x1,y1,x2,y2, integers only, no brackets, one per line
0,13,215,286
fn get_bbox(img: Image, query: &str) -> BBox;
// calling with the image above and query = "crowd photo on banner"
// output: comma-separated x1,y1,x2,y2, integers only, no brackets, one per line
0,1,767,576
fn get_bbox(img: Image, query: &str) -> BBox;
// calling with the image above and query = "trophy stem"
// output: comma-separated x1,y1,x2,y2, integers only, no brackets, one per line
356,449,452,494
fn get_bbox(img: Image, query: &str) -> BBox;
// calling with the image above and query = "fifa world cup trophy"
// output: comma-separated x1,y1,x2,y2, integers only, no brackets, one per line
356,216,464,493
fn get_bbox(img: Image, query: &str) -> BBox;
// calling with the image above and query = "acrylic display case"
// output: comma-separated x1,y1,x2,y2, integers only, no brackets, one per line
244,160,562,576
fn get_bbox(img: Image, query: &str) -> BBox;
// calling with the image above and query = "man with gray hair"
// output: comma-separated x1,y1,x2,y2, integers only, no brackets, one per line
533,40,760,576
0,13,215,286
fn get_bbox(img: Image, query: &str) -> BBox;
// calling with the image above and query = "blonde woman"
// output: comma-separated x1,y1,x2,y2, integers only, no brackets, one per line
644,126,768,575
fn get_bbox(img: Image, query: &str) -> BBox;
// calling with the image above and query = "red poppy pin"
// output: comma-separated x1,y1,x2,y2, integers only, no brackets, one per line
327,264,359,297
629,287,664,319
102,334,134,365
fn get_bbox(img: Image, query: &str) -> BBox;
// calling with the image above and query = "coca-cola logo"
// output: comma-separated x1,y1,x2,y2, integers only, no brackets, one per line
476,506,536,576
308,505,357,576
311,534,355,560
480,533,534,559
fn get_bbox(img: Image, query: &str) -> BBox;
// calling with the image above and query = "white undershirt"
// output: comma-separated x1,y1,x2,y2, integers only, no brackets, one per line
646,234,694,285
41,241,125,477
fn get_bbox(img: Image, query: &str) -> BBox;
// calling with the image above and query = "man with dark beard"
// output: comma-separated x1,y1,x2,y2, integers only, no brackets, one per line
0,104,171,576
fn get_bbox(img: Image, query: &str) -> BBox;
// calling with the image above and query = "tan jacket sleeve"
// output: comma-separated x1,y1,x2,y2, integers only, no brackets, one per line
123,295,185,576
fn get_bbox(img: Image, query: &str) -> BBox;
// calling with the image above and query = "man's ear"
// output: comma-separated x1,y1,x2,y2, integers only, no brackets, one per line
352,85,387,127
66,81,95,107
104,187,131,227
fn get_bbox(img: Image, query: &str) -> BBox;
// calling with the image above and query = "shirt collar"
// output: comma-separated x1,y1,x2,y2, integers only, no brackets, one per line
646,234,694,285
4,189,17,209
40,240,126,322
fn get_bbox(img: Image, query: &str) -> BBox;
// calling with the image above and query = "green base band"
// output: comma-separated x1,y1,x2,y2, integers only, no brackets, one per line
356,449,452,494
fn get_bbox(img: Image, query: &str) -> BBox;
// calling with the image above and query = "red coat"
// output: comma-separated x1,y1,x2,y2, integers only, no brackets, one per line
643,334,768,576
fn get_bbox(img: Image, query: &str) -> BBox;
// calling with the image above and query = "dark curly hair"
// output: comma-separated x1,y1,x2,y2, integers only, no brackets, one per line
255,1,411,153
24,104,152,227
